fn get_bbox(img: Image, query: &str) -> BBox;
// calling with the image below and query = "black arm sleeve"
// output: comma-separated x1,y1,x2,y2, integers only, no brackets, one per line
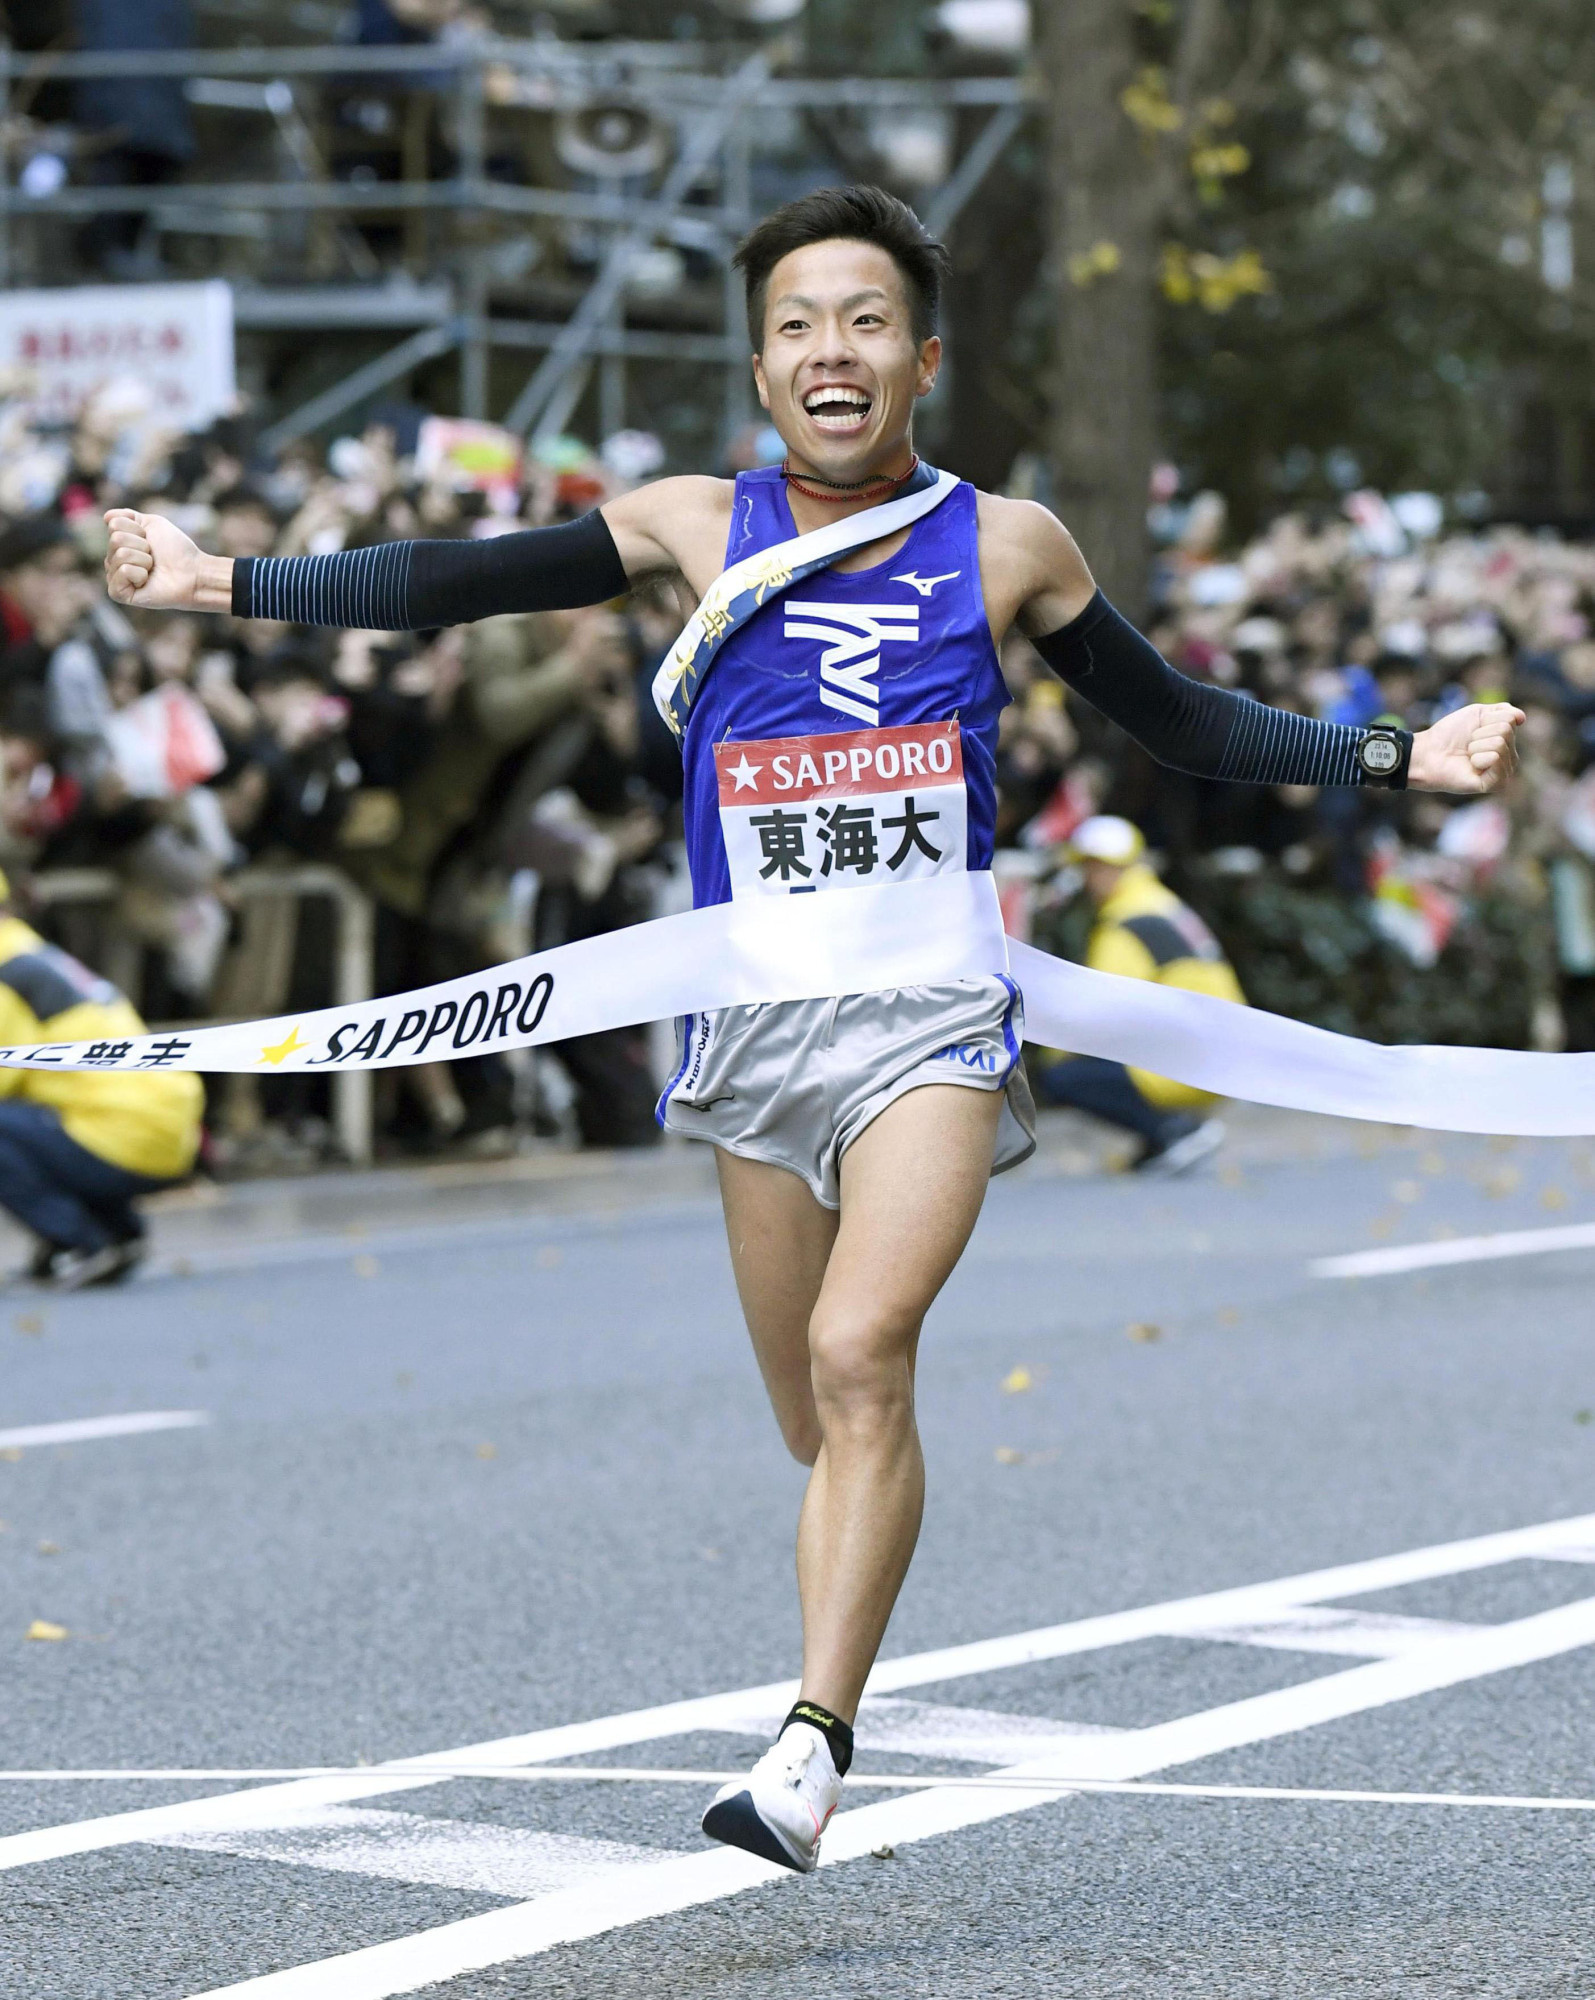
1031,590,1410,790
231,509,630,630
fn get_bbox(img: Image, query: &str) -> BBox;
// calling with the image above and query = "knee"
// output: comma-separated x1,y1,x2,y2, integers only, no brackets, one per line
779,1411,823,1467
807,1309,915,1424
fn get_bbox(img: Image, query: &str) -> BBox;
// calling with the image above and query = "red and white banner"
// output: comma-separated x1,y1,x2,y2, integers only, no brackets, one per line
0,281,235,427
715,720,968,899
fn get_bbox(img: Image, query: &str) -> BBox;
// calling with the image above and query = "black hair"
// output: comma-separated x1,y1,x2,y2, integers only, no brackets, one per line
733,184,950,351
213,484,278,520
0,511,72,575
0,682,52,746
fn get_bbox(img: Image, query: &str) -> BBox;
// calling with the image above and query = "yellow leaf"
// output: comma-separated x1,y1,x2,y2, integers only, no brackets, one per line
1541,1186,1568,1210
994,1446,1025,1466
1120,67,1184,135
0,1448,21,1463
1001,1366,1034,1394
352,1255,379,1279
13,1313,43,1336
476,1442,497,1460
1126,1322,1162,1343
26,1619,67,1641
1067,240,1122,287
37,1541,59,1556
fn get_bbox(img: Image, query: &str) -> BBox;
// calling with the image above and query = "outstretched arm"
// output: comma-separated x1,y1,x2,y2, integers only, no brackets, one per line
103,478,727,629
997,500,1522,795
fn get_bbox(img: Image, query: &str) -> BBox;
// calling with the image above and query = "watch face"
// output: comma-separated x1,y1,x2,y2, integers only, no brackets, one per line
1360,735,1401,775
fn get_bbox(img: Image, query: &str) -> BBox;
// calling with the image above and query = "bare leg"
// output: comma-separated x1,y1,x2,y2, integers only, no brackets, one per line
714,1148,837,1465
795,1086,999,1721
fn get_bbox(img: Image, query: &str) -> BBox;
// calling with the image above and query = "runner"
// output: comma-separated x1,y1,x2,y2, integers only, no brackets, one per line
103,183,1523,1875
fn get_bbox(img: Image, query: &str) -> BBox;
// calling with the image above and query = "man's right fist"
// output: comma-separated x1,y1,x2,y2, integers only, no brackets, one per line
103,509,233,612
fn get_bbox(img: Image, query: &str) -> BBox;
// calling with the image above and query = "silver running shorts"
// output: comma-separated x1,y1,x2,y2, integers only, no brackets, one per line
658,976,1036,1209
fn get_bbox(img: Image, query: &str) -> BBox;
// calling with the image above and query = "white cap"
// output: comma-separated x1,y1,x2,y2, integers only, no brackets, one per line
1066,815,1145,866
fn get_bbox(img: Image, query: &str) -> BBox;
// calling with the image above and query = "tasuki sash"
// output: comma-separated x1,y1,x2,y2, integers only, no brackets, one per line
650,463,960,737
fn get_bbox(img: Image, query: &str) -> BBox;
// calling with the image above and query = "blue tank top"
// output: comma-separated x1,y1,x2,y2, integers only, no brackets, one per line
681,467,1008,908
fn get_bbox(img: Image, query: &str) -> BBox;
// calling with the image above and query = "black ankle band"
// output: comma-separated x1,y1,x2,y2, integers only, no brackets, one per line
784,1700,854,1776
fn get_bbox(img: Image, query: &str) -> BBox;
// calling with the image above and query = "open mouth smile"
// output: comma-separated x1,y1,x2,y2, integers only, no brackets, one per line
800,385,874,435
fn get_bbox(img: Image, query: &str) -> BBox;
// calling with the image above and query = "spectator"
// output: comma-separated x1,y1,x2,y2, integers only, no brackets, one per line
1029,816,1242,1173
71,0,197,279
0,865,202,1286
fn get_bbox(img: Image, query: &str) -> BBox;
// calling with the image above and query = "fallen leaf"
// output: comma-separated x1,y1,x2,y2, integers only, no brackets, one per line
395,1371,413,1388
1369,1216,1394,1240
994,1446,1024,1465
1420,1152,1446,1175
352,1255,379,1279
13,1313,42,1336
25,1620,67,1641
1126,1322,1162,1343
536,1245,563,1269
701,1546,723,1561
1391,1180,1421,1204
1541,1186,1568,1211
1217,1307,1240,1327
1218,1166,1244,1188
1484,1167,1521,1197
1576,1410,1592,1426
36,1541,59,1556
476,1442,497,1460
0,1448,21,1463
1001,1366,1033,1395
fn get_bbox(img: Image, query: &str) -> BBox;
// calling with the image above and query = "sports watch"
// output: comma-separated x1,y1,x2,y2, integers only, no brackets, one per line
1356,724,1411,789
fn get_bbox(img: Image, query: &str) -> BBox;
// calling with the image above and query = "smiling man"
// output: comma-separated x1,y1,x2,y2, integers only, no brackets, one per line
103,184,1523,1877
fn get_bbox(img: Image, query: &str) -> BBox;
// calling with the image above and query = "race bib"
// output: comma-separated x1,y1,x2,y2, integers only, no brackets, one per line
716,721,967,899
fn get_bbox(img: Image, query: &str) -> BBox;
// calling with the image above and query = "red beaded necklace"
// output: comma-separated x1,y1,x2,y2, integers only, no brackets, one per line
782,454,921,506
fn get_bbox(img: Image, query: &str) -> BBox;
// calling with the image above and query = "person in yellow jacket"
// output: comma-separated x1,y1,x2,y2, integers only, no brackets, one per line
0,872,202,1286
1033,816,1244,1173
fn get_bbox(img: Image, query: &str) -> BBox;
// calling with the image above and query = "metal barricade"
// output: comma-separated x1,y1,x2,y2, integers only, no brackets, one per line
26,863,376,1165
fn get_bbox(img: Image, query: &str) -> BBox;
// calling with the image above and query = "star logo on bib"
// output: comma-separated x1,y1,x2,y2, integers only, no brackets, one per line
726,754,763,792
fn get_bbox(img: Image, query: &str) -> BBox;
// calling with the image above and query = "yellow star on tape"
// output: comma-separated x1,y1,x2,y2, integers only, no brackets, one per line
257,1025,309,1067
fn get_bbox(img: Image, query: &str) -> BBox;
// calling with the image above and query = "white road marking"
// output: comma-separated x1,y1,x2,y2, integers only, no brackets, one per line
5,1508,1592,1878
165,1808,670,1901
159,1534,1595,1999
1312,1221,1595,1279
1186,1607,1481,1658
0,1410,209,1450
727,1697,1125,1765
176,1595,1595,2000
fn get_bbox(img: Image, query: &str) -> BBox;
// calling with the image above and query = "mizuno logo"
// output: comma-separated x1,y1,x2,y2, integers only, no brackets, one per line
890,569,959,598
784,600,918,725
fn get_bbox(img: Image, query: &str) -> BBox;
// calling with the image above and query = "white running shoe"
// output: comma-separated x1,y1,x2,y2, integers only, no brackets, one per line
701,1721,843,1874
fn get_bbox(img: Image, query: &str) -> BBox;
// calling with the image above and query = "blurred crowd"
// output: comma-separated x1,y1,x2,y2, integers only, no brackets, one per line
1000,487,1595,1059
1,374,1593,1169
0,382,687,1166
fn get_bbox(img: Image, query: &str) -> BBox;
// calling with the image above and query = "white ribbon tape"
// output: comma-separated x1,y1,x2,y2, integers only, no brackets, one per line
1,872,1593,1136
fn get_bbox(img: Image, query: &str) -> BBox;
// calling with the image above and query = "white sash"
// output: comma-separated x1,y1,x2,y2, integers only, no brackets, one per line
4,873,1595,1137
650,466,960,736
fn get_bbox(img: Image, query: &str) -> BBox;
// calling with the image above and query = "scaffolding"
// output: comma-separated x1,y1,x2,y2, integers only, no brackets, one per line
0,36,1031,448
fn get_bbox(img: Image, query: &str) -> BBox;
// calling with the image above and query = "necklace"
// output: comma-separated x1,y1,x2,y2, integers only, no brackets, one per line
781,455,920,505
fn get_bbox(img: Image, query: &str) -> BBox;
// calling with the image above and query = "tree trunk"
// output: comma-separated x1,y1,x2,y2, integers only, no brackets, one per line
1037,0,1162,620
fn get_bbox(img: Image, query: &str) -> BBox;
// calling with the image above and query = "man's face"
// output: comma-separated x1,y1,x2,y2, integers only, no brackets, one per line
751,239,939,478
1083,857,1125,905
2,548,84,641
216,505,278,560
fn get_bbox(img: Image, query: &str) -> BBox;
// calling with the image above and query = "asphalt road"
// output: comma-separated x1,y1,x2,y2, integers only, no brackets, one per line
3,1109,1595,1999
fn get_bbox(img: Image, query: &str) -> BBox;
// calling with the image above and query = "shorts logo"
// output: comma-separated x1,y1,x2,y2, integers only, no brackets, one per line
783,602,918,726
931,1041,998,1072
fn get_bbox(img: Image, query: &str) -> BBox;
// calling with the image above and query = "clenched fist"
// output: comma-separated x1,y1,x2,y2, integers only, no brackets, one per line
103,509,234,612
1408,702,1525,794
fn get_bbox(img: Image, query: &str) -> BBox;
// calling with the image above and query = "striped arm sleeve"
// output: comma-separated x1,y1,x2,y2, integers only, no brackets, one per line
234,541,414,627
230,512,629,631
1032,591,1409,790
1214,700,1368,787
